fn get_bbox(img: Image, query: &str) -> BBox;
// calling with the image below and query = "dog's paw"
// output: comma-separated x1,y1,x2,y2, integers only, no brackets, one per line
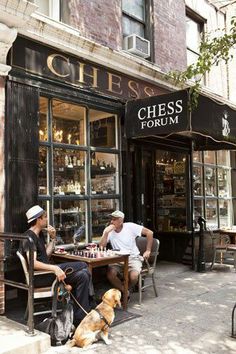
103,338,112,345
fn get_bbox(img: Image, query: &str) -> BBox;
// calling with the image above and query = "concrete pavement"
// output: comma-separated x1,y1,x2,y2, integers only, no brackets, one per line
1,261,236,353
44,261,236,354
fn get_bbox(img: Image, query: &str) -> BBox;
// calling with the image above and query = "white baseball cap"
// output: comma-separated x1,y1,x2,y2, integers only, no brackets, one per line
26,205,45,223
109,210,125,219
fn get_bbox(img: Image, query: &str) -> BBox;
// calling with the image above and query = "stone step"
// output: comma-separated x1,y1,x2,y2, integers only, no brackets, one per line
0,316,51,354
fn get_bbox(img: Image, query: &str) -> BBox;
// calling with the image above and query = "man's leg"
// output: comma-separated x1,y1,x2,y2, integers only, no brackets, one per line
59,261,91,324
128,257,142,291
129,270,139,288
107,265,124,292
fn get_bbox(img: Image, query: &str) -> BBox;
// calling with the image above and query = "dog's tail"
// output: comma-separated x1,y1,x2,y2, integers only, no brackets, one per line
66,338,76,348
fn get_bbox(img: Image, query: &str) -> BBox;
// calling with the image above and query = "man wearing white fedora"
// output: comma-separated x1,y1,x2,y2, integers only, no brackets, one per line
21,205,93,324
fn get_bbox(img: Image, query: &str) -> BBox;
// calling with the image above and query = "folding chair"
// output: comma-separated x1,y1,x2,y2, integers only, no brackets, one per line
136,237,160,304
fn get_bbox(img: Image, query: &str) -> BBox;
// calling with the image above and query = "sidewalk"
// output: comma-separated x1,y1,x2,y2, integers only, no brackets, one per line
1,261,236,353
44,261,236,354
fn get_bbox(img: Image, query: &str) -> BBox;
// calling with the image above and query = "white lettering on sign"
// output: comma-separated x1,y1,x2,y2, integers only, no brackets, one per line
137,99,183,129
141,116,179,129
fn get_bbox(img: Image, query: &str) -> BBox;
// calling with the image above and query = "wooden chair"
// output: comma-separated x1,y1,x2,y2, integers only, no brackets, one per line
209,232,236,269
136,237,160,304
16,251,57,317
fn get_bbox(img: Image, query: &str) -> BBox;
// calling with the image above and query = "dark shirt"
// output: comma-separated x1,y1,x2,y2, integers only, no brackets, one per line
21,229,50,264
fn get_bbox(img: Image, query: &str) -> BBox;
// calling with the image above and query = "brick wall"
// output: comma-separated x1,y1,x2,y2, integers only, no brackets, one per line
0,76,5,314
68,0,122,50
68,0,187,73
153,0,187,73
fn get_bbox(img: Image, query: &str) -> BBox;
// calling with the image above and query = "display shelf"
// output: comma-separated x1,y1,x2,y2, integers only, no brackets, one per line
156,161,187,232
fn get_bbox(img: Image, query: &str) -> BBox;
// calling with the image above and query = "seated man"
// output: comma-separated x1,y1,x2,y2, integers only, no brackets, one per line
99,210,153,297
21,205,93,325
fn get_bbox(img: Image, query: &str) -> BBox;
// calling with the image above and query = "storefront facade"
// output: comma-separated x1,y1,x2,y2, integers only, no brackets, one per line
5,36,168,244
1,0,236,316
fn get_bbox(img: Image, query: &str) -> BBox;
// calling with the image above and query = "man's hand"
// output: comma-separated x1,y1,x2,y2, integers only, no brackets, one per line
47,225,56,239
104,224,116,234
143,250,151,259
54,266,66,281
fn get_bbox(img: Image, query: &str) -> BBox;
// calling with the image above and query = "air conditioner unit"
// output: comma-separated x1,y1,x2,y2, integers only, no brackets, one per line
123,34,150,59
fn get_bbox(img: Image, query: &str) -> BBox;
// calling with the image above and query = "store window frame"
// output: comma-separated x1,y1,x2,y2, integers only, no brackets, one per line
193,150,232,230
38,92,122,245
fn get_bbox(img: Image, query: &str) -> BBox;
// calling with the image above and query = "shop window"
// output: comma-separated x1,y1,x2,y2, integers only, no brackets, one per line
38,96,120,245
91,199,120,239
186,11,205,66
155,150,188,232
193,165,203,196
91,152,119,195
90,113,116,148
193,150,232,230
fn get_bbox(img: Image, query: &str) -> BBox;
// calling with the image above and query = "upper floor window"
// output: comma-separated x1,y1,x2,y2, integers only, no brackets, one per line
122,0,146,38
30,0,70,25
122,0,151,59
186,13,204,66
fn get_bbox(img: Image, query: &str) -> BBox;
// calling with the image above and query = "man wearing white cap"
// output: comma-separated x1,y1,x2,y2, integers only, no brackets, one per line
99,210,153,297
21,205,93,324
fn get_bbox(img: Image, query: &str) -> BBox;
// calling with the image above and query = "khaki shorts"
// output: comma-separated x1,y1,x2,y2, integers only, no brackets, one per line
108,255,143,275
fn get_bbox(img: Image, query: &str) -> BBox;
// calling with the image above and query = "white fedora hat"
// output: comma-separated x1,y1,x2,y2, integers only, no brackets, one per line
26,205,45,223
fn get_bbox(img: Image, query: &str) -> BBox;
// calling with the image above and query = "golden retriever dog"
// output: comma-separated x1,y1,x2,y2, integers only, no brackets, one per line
68,288,121,348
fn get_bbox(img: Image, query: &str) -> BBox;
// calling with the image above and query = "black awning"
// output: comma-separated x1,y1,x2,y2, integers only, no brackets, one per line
125,89,236,150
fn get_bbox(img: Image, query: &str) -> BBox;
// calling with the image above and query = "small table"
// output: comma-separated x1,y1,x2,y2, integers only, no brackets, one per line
53,252,129,310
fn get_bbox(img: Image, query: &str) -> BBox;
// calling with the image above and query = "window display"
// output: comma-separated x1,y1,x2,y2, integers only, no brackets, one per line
38,96,120,244
193,150,232,230
91,152,118,195
53,200,86,245
53,148,86,195
91,199,120,239
155,150,188,232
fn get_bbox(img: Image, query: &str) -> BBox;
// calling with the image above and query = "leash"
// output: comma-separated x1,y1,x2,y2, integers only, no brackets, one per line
60,267,89,316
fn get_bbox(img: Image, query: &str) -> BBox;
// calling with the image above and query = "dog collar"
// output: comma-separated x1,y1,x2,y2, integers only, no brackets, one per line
94,308,110,327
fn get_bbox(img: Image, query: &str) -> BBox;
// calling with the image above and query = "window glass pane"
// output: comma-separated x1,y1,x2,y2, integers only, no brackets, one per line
60,0,70,24
187,50,199,66
204,151,216,164
205,167,216,196
91,152,118,195
90,112,116,148
53,148,86,195
193,166,202,196
54,200,87,245
122,16,145,37
52,100,86,145
206,199,218,229
91,199,120,240
39,97,48,141
155,150,187,232
122,0,145,21
193,199,204,229
218,168,230,198
33,0,49,15
217,150,230,166
193,151,202,163
186,16,202,53
39,146,48,195
219,199,231,228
